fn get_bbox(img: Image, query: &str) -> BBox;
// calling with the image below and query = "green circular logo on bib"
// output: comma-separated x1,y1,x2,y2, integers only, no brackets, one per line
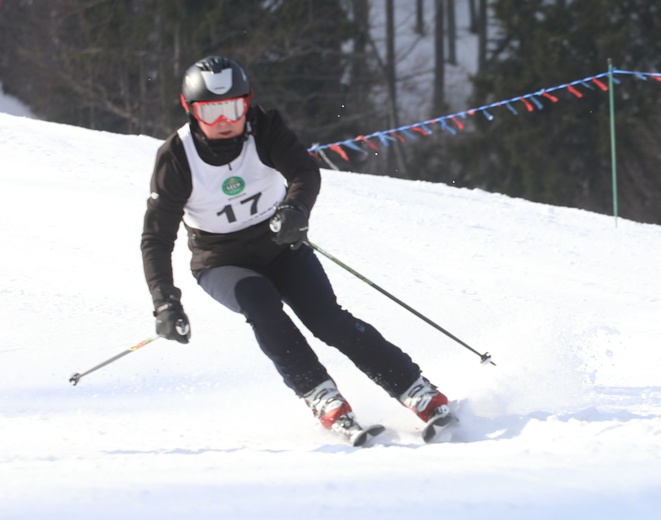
222,176,245,196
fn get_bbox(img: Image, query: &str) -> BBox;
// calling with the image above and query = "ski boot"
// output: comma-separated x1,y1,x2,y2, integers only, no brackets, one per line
399,375,457,443
303,379,384,447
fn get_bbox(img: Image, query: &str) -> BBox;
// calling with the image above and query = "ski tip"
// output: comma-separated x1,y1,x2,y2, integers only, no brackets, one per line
423,413,458,444
352,424,386,447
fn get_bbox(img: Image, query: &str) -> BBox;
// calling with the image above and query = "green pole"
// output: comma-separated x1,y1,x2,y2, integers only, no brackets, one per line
608,59,618,227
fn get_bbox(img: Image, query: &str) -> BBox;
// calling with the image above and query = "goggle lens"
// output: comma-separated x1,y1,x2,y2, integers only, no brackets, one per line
193,97,247,125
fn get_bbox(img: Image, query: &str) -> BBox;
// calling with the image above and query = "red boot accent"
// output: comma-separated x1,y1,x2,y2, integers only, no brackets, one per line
416,391,449,423
319,400,353,429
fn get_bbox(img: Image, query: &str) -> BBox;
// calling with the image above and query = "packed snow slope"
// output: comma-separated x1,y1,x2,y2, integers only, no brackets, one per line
1,112,660,520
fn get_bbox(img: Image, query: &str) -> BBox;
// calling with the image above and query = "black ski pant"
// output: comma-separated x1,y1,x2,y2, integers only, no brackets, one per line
197,244,421,398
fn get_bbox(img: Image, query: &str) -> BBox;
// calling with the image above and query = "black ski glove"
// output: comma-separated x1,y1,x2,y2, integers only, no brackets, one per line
152,287,191,344
269,202,309,250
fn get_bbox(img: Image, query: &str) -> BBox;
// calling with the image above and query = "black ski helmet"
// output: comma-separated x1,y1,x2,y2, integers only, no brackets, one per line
180,56,251,112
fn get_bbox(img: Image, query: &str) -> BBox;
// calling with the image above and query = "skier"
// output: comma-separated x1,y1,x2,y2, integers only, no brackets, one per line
141,56,451,444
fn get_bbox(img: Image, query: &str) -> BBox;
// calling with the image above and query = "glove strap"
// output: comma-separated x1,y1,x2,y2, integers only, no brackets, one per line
154,301,178,316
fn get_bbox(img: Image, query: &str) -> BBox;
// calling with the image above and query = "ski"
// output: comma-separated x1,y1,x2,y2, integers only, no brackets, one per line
326,416,459,446
329,423,386,447
351,424,386,447
422,413,458,443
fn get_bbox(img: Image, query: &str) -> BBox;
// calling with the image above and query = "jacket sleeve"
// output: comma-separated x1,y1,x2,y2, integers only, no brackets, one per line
253,106,321,212
140,134,192,301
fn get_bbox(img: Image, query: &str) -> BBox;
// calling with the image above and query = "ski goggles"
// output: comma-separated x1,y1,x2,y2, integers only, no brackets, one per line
192,97,248,125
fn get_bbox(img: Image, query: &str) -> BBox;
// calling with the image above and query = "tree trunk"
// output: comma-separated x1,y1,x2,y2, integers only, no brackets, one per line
447,0,457,65
352,0,369,98
468,0,478,33
385,0,407,177
433,0,445,115
478,0,487,71
386,0,396,112
415,0,425,35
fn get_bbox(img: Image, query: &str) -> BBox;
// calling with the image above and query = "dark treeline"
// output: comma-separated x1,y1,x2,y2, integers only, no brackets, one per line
457,0,661,225
0,0,370,146
1,0,660,224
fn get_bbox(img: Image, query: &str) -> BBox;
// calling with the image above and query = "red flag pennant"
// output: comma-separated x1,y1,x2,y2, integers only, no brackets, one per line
330,144,349,161
357,135,379,150
542,91,559,103
451,116,464,130
567,85,583,98
518,97,534,112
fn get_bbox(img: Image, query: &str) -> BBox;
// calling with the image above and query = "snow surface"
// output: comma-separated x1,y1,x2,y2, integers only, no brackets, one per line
0,82,36,119
1,111,661,520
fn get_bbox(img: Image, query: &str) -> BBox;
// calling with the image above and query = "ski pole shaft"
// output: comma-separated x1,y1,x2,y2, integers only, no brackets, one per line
69,336,160,386
308,241,495,366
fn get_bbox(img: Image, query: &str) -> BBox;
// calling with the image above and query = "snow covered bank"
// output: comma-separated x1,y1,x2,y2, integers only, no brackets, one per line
1,113,660,519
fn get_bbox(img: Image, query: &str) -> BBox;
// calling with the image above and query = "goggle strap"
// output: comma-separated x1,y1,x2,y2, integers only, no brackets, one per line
180,93,191,112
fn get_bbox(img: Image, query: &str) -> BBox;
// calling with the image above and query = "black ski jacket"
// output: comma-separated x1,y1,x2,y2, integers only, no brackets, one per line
141,105,321,300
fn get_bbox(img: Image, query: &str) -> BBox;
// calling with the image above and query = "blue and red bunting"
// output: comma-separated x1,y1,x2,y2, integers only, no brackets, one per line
308,69,661,162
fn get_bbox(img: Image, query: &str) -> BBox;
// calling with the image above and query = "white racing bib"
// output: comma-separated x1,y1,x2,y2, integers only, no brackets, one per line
178,125,286,234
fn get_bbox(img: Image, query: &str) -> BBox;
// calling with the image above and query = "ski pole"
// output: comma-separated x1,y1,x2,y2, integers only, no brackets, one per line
307,241,495,366
69,336,161,386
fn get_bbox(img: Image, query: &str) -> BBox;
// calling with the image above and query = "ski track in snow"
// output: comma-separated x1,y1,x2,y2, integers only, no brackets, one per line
1,109,661,519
